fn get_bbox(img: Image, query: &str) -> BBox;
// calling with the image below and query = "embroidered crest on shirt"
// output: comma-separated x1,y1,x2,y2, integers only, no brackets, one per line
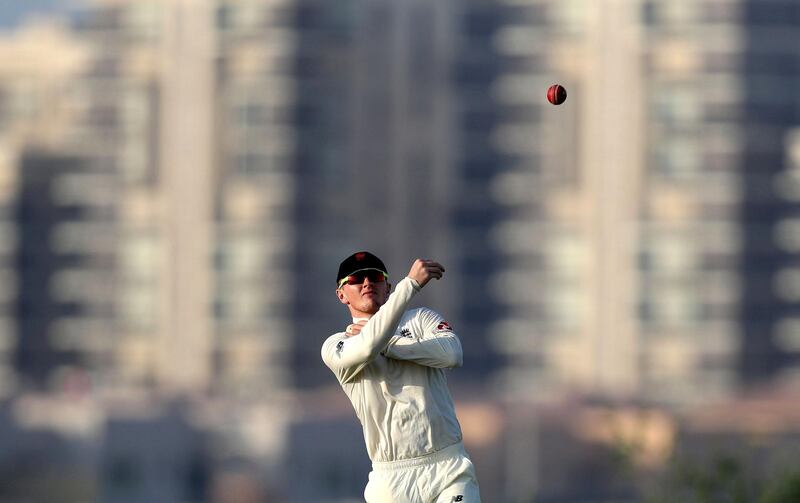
399,327,412,338
434,321,453,333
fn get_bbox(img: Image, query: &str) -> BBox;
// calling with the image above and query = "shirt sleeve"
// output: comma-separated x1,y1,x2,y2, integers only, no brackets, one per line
382,308,463,368
321,277,420,383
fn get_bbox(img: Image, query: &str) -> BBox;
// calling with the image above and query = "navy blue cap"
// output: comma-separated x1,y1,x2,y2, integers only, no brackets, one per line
336,251,388,285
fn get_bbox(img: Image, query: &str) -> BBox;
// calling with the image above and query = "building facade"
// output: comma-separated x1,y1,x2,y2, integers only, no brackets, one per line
0,0,798,407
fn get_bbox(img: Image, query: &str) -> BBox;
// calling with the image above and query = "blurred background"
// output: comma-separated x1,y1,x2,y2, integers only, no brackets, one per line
1,0,799,501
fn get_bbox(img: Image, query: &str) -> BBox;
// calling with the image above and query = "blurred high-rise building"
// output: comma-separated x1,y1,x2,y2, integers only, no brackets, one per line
0,0,297,399
14,152,117,390
285,0,800,404
209,0,297,399
56,0,218,396
633,0,800,401
288,0,501,387
0,0,798,409
0,20,94,395
730,1,800,384
486,0,800,404
70,0,296,399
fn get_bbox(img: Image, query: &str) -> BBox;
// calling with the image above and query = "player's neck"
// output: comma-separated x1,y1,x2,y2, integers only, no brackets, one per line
348,307,375,321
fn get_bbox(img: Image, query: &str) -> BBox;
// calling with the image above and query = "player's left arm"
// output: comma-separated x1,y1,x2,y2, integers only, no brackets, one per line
380,308,463,368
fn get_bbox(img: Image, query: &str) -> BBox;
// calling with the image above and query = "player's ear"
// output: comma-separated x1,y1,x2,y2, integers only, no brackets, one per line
336,288,349,305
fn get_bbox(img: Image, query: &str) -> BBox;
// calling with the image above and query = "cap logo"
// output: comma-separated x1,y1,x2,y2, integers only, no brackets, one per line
355,252,366,261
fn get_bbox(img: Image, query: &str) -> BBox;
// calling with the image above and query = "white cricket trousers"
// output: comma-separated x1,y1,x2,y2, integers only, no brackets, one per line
364,442,481,503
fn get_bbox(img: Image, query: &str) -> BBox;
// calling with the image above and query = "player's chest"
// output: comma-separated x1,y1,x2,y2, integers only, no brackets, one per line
368,354,427,384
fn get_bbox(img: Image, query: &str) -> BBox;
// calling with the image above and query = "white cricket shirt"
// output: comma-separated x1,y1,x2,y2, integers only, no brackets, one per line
321,277,464,463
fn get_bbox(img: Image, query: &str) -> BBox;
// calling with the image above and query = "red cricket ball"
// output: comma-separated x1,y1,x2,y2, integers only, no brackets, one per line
547,84,567,105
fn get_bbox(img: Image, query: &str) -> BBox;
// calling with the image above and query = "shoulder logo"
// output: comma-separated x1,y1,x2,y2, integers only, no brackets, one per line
437,321,452,331
336,340,344,353
399,327,412,338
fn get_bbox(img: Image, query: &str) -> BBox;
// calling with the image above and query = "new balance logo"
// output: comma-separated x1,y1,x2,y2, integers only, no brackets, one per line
451,496,463,502
399,328,412,338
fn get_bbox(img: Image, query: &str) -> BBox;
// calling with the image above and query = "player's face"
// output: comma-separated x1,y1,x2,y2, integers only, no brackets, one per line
336,271,391,316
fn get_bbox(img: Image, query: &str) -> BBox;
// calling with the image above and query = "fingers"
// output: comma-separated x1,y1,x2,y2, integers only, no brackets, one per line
408,258,446,287
419,259,445,272
422,260,445,279
345,320,367,336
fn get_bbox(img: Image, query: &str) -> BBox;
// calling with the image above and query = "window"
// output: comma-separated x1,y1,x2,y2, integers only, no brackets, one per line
654,136,701,180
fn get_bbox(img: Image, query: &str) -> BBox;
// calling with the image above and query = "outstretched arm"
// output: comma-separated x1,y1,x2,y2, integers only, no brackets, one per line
321,259,445,383
322,276,419,383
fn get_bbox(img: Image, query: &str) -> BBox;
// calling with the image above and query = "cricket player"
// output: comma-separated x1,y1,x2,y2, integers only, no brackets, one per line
322,251,481,503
